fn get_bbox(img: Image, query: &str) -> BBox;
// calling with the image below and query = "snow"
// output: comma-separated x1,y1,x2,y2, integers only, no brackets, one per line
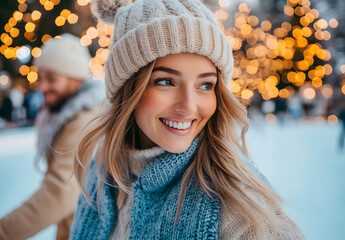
0,121,344,239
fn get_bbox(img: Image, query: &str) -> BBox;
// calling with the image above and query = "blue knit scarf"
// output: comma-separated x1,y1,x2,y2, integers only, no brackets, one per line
70,137,221,239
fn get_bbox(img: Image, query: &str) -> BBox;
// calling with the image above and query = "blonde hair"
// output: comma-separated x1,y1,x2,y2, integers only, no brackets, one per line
75,60,282,231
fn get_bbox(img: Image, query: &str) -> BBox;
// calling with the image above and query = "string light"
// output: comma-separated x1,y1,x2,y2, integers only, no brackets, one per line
31,10,42,21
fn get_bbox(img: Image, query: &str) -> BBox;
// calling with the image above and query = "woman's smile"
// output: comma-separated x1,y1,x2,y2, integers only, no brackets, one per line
159,117,195,135
135,53,218,153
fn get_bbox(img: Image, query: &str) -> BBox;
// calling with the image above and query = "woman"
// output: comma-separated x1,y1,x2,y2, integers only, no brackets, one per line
70,0,305,239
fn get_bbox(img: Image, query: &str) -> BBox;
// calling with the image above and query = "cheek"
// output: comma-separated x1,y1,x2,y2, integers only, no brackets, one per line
135,89,171,125
198,93,217,120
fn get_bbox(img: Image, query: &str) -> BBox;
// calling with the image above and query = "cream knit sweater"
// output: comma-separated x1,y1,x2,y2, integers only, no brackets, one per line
109,148,304,240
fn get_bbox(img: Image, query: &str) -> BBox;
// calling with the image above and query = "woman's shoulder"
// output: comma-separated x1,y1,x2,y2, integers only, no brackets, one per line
218,185,305,240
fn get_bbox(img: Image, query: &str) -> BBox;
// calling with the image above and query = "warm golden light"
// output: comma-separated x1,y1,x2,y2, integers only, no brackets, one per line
32,47,42,58
301,27,312,37
266,36,278,49
328,115,338,125
238,3,250,13
44,1,54,11
329,18,338,28
317,19,328,29
312,78,322,88
214,10,229,21
8,17,17,27
284,5,294,16
42,34,52,44
320,84,333,99
31,10,42,21
18,3,27,12
25,22,35,32
279,89,291,98
0,75,9,86
303,87,315,100
9,28,19,38
292,28,303,39
3,36,13,46
324,64,332,75
86,27,98,39
77,0,90,6
218,0,230,8
61,9,71,19
4,48,16,59
39,0,48,5
261,20,272,31
55,16,65,26
67,14,78,24
340,64,345,74
248,16,259,27
27,71,38,83
241,89,254,99
240,24,252,36
296,37,308,48
13,11,23,21
229,82,241,93
19,65,30,76
98,36,110,48
4,24,12,33
80,35,92,46
51,0,60,5
297,60,309,71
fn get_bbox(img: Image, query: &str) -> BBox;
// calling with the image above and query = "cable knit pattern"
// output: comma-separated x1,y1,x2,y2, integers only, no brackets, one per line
129,137,220,239
70,137,222,239
91,0,233,101
111,146,165,239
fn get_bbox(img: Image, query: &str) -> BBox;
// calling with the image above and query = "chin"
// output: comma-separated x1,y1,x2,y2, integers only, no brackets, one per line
159,139,194,154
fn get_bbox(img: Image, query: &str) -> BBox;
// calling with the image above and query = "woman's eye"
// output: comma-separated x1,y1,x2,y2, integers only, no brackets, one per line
200,82,214,90
154,79,173,86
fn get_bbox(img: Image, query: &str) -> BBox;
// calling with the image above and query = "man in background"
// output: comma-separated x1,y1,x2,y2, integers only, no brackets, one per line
0,33,105,239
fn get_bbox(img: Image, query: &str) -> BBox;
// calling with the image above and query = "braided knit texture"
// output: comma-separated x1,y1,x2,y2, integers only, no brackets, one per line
70,137,221,239
96,0,234,101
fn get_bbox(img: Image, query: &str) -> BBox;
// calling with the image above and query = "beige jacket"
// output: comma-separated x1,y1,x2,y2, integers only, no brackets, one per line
0,107,100,240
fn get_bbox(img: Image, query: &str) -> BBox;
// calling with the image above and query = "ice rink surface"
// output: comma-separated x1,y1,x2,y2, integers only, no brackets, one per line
0,120,344,239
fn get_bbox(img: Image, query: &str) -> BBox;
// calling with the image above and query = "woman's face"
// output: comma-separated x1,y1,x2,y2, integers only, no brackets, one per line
135,53,217,153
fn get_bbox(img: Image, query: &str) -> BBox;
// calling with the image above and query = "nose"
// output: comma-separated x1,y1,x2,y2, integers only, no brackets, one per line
173,86,197,115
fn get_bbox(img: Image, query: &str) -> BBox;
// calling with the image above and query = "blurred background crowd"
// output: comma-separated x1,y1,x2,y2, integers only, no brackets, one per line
0,0,344,239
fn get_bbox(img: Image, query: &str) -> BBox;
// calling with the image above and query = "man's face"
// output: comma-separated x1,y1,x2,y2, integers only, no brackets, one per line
37,70,82,110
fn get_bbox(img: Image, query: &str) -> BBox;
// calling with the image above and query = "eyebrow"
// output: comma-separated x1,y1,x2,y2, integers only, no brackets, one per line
152,66,217,78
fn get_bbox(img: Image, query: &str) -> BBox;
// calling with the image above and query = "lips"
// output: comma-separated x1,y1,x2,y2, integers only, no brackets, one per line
159,118,194,130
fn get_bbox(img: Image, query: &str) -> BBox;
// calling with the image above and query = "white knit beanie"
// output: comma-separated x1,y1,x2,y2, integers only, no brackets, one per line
92,0,233,102
33,33,91,80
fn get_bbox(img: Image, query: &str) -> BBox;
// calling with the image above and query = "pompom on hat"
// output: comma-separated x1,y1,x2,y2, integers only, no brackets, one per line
92,0,234,102
34,33,91,80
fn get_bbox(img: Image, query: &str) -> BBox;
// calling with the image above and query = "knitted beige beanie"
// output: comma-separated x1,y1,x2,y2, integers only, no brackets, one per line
34,33,91,80
92,0,233,101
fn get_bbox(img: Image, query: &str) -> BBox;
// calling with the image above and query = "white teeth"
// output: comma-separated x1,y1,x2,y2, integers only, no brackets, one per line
177,122,183,129
183,122,188,129
161,119,193,130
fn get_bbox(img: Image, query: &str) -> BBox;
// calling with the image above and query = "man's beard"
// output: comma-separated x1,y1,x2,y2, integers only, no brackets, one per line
47,94,73,113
